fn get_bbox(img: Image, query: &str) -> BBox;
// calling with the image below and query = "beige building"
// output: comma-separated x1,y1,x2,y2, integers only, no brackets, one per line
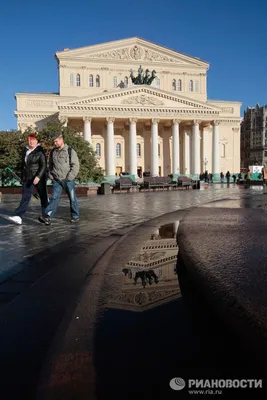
15,37,242,178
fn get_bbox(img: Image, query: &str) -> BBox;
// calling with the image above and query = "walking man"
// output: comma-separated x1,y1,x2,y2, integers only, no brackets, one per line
38,132,80,225
8,133,48,225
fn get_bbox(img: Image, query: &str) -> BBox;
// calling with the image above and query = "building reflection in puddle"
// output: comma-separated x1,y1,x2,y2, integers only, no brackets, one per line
107,220,180,312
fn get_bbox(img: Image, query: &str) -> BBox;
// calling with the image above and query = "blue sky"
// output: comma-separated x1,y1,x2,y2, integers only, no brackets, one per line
0,0,266,130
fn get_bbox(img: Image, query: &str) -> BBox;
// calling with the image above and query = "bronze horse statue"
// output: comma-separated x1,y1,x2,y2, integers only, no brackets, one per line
147,70,157,85
129,67,157,85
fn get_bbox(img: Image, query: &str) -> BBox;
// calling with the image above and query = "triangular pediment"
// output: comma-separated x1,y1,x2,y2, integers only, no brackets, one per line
56,37,209,67
58,86,220,111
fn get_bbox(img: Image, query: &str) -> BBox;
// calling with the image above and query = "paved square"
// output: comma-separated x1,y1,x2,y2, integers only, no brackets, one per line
0,185,262,283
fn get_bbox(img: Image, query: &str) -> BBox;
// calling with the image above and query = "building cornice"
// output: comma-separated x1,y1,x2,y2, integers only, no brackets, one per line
58,106,219,119
14,111,58,119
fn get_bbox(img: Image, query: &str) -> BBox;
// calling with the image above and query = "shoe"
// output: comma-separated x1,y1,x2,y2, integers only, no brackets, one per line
38,215,51,225
8,216,22,225
70,217,79,223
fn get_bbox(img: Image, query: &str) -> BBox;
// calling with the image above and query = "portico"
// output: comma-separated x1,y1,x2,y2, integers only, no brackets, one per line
60,112,222,177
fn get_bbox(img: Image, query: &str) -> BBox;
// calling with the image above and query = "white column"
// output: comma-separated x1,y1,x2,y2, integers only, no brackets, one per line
172,119,180,175
184,129,191,175
192,120,201,175
151,119,159,176
59,116,68,127
202,125,210,171
212,120,220,174
83,117,92,143
129,118,138,176
106,117,115,176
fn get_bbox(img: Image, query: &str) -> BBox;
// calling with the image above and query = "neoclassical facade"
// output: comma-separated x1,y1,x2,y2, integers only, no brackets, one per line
15,37,242,177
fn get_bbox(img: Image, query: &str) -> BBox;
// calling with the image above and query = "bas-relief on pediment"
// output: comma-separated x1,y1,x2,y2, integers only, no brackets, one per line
83,46,186,64
121,94,165,106
60,88,218,110
107,288,180,312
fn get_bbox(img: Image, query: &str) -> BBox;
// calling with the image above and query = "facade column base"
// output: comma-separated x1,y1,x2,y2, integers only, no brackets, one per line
211,173,220,182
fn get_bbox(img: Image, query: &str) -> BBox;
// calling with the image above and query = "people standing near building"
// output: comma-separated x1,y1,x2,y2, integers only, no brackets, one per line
262,165,267,186
8,133,48,225
38,133,80,225
246,169,251,188
226,171,231,184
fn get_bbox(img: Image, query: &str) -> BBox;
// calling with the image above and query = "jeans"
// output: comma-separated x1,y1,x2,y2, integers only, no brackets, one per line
45,180,79,219
14,178,48,218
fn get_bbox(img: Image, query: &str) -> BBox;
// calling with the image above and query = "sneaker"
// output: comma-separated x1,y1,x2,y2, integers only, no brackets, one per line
38,215,51,225
70,217,80,223
8,216,22,225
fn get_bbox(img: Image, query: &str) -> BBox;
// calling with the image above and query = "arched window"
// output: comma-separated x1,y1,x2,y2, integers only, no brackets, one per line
96,75,100,87
136,143,141,157
96,143,101,157
155,77,160,88
177,79,182,91
89,74,94,87
70,73,74,86
172,79,176,91
158,144,160,157
189,80,193,92
76,74,81,86
116,143,121,157
113,76,118,88
124,76,128,88
195,80,199,92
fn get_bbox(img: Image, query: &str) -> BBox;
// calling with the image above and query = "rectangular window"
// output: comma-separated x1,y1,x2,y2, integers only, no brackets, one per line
195,80,199,92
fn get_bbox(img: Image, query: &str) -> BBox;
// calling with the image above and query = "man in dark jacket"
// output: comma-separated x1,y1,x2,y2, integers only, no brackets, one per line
8,133,48,225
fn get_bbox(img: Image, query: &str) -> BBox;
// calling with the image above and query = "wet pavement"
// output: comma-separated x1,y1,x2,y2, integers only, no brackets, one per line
1,185,267,399
36,193,267,400
0,185,251,286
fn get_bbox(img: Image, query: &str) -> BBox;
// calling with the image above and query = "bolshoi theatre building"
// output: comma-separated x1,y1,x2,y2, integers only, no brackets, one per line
15,37,242,178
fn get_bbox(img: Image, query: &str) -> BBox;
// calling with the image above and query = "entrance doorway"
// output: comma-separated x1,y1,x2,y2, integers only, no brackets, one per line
116,166,122,176
158,166,162,176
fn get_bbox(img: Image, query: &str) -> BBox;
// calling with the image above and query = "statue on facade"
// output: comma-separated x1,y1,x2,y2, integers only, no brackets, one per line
129,66,157,85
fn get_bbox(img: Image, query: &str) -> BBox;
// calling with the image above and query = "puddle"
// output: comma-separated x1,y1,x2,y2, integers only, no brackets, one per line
108,221,180,312
93,220,256,398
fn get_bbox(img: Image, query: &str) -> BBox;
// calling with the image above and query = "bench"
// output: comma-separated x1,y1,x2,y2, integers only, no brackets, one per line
177,176,194,189
112,177,134,192
143,176,174,190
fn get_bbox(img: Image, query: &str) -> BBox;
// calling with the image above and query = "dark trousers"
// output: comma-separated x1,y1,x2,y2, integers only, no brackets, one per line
14,178,48,218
